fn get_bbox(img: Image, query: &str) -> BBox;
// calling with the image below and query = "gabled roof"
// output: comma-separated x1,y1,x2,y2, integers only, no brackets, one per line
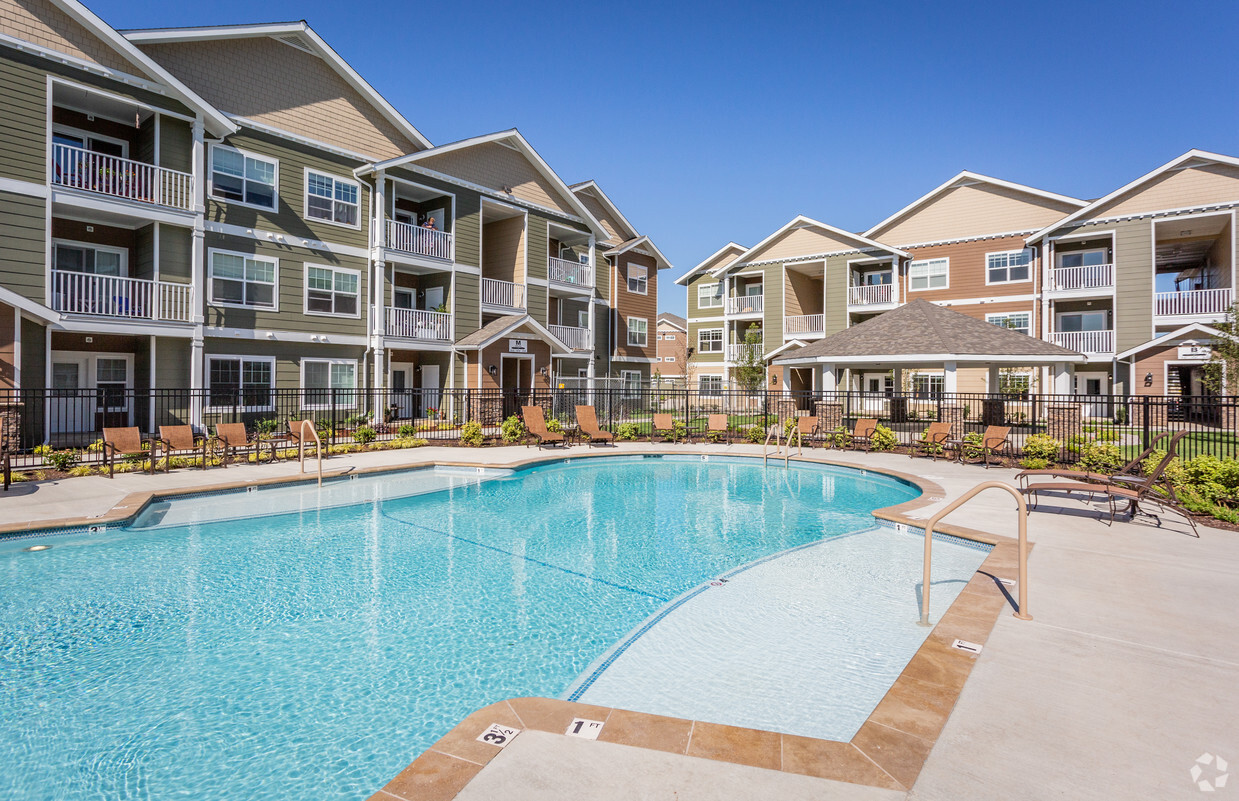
1115,322,1236,360
122,21,429,150
21,0,235,135
361,130,609,241
713,216,907,277
1026,150,1239,245
454,314,571,353
657,312,687,331
675,242,747,286
775,299,1080,365
605,235,674,271
569,180,639,243
764,340,808,361
865,171,1086,240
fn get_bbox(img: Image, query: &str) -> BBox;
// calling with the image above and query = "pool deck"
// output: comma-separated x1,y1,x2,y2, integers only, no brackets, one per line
3,442,1236,799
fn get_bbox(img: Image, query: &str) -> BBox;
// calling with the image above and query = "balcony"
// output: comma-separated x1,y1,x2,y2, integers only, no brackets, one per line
848,284,895,307
725,342,764,362
726,295,763,315
385,219,453,261
1050,330,1114,355
784,314,824,337
1155,288,1233,317
1050,263,1113,292
481,277,525,310
385,307,452,342
547,256,593,288
51,270,194,322
549,324,592,351
51,143,194,211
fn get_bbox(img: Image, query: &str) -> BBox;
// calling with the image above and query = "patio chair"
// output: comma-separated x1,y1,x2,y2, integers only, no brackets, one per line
102,426,158,478
157,425,209,470
838,418,878,452
700,414,732,445
652,413,680,444
1016,432,1169,487
212,422,276,467
911,422,953,460
1,442,10,491
574,405,614,446
521,405,565,449
953,425,1012,468
284,419,327,461
793,415,822,448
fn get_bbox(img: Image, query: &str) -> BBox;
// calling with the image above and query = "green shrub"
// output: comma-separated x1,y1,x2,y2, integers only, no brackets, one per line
829,426,851,448
870,424,897,452
615,422,639,441
918,427,944,455
68,465,95,477
673,420,688,440
397,423,417,438
352,426,377,445
389,436,428,449
783,417,798,437
1021,433,1061,462
545,417,563,434
345,412,370,428
745,425,765,443
459,421,484,447
1114,407,1128,425
1079,441,1123,473
1065,434,1088,455
1095,427,1120,442
253,418,279,437
45,449,79,472
500,415,526,444
1019,457,1050,470
85,439,104,454
961,431,984,460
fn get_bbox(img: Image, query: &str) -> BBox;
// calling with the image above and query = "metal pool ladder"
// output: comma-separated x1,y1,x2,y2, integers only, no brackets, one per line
763,423,802,467
918,480,1031,626
297,419,324,487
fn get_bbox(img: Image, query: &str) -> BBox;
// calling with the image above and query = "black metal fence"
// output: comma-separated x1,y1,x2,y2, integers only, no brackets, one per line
1,387,1237,468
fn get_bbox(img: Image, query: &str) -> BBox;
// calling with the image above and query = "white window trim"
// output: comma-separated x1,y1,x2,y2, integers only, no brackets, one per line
985,311,1032,336
302,263,362,319
697,327,723,353
208,248,280,311
51,238,129,277
208,143,279,212
984,249,1033,286
1055,247,1110,268
52,124,131,158
908,257,949,292
205,354,276,412
1054,310,1110,331
627,263,648,295
697,282,723,309
627,316,649,346
303,167,362,230
300,358,359,410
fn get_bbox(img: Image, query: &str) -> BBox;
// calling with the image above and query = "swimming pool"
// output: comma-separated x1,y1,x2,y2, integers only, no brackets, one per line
0,455,981,800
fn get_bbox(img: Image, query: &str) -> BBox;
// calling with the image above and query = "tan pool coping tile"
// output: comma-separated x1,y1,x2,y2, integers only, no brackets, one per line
780,735,904,790
685,720,782,771
851,721,935,789
597,707,693,754
372,749,483,801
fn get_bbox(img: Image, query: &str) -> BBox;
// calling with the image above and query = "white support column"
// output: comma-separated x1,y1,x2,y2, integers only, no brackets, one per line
943,361,958,393
1053,362,1073,395
820,363,837,393
189,119,206,432
190,337,204,431
148,335,157,433
372,172,388,414
987,364,1001,393
893,367,904,393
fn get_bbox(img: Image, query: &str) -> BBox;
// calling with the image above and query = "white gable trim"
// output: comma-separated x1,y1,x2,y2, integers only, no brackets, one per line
675,242,746,285
765,340,808,360
457,316,571,354
1115,323,1236,360
714,216,907,278
570,181,640,242
605,235,674,271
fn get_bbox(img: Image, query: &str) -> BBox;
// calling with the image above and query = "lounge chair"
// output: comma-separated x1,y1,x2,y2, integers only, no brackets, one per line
574,405,614,446
521,405,565,449
700,413,731,445
652,413,680,443
911,422,953,460
792,415,821,448
838,418,878,452
1016,432,1169,487
953,425,1012,468
102,426,157,477
157,425,209,470
212,422,276,467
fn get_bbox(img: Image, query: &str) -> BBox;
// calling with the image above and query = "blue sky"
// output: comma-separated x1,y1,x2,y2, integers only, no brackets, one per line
97,0,1239,316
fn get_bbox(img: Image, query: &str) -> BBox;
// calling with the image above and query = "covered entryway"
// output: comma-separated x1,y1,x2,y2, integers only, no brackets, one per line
501,355,532,419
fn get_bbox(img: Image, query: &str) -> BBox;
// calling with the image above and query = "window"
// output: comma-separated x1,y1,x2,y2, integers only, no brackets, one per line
663,356,676,362
53,241,125,276
53,127,127,158
987,312,1031,336
909,257,949,291
998,371,1031,396
620,370,642,397
698,328,723,353
911,373,945,398
1057,249,1108,268
305,170,360,227
302,359,358,409
209,251,277,309
627,264,648,294
96,358,128,412
699,375,723,396
305,265,360,316
987,249,1032,284
697,283,723,309
207,356,274,410
1057,311,1108,332
210,146,277,209
627,317,648,346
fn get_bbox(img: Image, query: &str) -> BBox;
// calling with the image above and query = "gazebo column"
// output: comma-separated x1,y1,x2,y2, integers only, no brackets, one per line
943,361,958,393
893,367,904,393
819,363,837,393
1053,362,1073,395
988,364,1001,393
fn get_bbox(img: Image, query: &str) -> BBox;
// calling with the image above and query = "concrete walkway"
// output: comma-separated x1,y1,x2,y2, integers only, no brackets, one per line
4,442,1236,799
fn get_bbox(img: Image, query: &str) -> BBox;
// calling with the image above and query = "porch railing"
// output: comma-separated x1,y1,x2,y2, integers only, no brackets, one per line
549,324,592,350
784,313,824,336
51,143,194,211
1155,288,1232,317
725,342,764,362
481,278,525,310
547,256,593,287
385,307,452,341
848,284,894,306
51,270,194,322
385,219,453,260
1050,262,1113,291
727,295,763,315
1049,329,1114,354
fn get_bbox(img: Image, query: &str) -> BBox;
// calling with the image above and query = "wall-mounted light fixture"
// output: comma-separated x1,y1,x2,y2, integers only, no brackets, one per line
1144,372,1154,386
539,366,548,378
770,372,778,386
488,365,498,377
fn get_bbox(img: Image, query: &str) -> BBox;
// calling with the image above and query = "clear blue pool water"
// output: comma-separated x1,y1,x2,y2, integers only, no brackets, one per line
0,456,935,800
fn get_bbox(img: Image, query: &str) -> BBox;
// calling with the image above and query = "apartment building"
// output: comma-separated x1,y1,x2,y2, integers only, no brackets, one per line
655,312,686,382
681,153,1239,404
0,0,668,440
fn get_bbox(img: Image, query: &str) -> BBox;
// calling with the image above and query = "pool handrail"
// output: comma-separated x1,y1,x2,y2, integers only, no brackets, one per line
297,419,323,486
919,480,1030,626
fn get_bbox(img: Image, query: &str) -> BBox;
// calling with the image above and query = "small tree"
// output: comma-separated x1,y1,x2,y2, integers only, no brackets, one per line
1203,302,1239,393
733,324,766,393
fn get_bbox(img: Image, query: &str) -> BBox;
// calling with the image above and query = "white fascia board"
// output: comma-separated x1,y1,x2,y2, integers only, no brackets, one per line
713,216,907,278
605,236,674,271
570,181,640,241
1114,322,1235,359
775,352,1082,366
0,286,59,323
675,242,746,285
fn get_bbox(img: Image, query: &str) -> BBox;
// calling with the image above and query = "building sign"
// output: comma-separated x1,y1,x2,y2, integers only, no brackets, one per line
509,339,528,353
1178,343,1211,361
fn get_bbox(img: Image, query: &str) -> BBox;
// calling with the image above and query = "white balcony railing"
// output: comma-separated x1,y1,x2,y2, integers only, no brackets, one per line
727,295,763,315
1051,263,1113,291
848,284,895,306
547,256,593,288
385,307,452,341
481,277,525,310
725,342,764,362
51,143,194,211
784,314,824,336
1050,330,1114,355
1155,288,1233,317
549,324,592,350
385,219,453,260
51,270,194,322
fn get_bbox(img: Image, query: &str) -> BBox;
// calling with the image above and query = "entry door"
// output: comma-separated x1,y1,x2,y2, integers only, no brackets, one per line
420,364,440,417
860,372,893,414
501,358,531,419
50,358,91,438
1074,371,1108,419
423,286,444,312
390,366,415,419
